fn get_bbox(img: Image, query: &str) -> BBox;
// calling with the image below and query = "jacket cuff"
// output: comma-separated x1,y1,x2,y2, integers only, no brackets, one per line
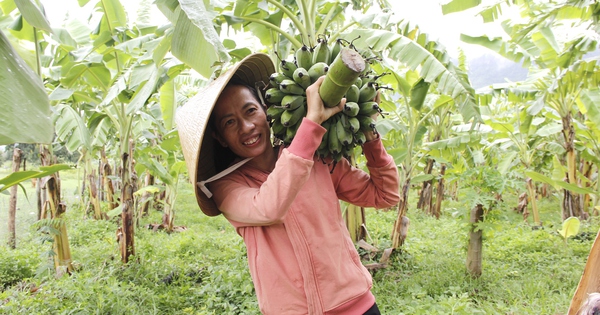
362,137,393,168
287,118,326,160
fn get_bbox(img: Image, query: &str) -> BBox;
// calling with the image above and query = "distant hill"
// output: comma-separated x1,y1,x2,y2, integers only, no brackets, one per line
466,53,529,90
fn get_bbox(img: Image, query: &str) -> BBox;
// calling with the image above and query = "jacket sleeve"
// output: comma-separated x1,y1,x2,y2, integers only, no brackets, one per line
331,138,400,209
210,118,325,226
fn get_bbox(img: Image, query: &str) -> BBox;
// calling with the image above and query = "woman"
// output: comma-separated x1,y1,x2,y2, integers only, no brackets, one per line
177,53,400,315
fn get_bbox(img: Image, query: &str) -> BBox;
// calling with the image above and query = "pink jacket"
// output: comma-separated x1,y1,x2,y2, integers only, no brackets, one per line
211,118,400,315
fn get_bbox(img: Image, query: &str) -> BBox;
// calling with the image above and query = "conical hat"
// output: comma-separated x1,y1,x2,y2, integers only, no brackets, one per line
176,53,275,216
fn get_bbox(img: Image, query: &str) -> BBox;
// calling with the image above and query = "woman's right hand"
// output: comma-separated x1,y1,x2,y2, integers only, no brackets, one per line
305,76,344,125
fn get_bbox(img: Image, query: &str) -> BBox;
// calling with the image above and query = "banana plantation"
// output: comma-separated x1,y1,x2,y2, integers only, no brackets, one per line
2,0,600,314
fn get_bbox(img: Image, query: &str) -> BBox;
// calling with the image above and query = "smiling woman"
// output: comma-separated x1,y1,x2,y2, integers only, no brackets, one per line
176,50,400,314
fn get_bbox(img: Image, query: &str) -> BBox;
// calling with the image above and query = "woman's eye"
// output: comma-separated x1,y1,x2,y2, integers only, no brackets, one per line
224,119,234,126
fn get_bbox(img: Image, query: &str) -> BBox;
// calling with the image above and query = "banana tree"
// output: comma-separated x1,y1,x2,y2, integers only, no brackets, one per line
0,0,79,275
416,51,472,218
135,130,187,233
445,0,600,220
579,89,600,215
39,0,188,262
477,82,555,225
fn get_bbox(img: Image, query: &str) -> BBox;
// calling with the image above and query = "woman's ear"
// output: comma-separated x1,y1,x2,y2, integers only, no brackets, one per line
212,131,228,147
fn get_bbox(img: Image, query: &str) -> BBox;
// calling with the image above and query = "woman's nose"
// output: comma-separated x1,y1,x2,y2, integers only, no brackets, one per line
240,118,254,132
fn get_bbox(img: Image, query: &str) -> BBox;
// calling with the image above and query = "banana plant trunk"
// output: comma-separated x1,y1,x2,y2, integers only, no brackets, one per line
7,147,22,249
526,178,540,225
139,172,155,217
344,203,366,242
466,204,484,278
432,164,446,219
344,155,366,242
119,140,135,263
40,147,73,275
36,173,43,220
561,113,584,219
87,170,104,220
161,185,176,233
417,158,434,213
391,179,411,249
581,160,593,215
37,145,46,220
101,148,117,210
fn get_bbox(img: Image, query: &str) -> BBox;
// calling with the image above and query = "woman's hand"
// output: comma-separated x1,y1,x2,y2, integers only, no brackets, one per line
305,76,344,125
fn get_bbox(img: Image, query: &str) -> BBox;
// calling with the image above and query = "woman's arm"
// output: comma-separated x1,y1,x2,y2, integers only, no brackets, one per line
332,138,400,209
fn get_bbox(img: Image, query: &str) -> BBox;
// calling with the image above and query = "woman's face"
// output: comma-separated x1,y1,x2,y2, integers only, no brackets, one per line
212,85,272,159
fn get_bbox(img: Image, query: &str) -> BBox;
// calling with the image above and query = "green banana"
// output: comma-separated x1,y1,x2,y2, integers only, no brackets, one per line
317,146,330,160
295,44,314,70
358,101,380,116
345,84,360,103
271,117,285,138
331,151,343,163
358,81,378,103
330,38,343,62
362,59,372,76
360,74,376,87
318,120,331,151
265,88,286,104
269,72,288,87
336,116,353,146
284,123,300,144
347,116,360,133
328,118,342,155
341,145,354,160
267,105,285,121
312,37,331,64
279,79,305,96
361,72,387,87
281,94,305,110
354,131,366,145
279,59,297,78
354,77,362,89
358,115,376,132
292,67,311,89
307,62,329,84
280,103,306,127
342,101,360,117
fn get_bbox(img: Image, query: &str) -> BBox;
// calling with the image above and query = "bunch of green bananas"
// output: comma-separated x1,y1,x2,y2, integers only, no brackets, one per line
265,37,386,161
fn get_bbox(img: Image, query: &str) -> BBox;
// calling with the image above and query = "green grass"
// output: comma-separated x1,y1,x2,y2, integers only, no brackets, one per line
1,168,598,314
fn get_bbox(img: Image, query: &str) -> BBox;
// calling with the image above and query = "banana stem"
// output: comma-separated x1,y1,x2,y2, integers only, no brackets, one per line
238,16,303,48
317,2,339,36
331,22,357,42
296,0,314,46
320,48,365,107
266,0,308,47
308,0,316,36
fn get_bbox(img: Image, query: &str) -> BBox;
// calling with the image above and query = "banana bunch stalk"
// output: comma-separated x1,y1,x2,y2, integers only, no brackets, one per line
265,37,388,162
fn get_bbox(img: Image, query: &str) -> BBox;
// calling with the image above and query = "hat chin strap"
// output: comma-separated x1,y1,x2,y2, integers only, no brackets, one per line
197,157,253,198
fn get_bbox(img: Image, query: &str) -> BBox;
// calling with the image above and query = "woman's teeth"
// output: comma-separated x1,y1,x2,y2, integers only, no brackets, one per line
244,136,259,145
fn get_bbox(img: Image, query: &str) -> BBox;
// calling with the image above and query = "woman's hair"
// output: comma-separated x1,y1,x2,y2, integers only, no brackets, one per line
209,80,266,173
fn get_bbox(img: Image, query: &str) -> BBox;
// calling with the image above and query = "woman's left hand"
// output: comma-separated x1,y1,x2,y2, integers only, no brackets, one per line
305,76,344,125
